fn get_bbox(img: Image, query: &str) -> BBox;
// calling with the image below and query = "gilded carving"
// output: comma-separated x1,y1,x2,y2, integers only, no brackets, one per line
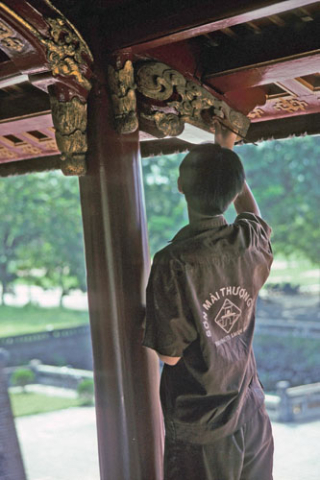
273,98,308,113
20,144,42,156
42,139,58,151
50,95,88,176
0,147,15,160
141,112,184,137
248,108,265,119
0,2,93,90
107,61,139,134
136,62,250,138
0,19,24,52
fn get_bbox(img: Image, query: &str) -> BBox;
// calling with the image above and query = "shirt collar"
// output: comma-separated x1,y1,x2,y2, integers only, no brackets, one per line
170,214,227,243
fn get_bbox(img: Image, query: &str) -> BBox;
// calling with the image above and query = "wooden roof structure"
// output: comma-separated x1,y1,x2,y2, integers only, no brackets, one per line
0,1,319,175
0,1,319,479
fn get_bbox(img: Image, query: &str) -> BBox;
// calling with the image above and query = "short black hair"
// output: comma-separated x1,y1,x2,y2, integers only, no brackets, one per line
179,143,245,215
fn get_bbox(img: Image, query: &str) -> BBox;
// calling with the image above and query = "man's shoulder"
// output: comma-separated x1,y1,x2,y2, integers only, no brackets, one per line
153,243,179,265
234,212,272,239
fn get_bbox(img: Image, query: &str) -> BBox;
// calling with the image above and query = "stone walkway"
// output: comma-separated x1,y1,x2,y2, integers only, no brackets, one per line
16,408,320,480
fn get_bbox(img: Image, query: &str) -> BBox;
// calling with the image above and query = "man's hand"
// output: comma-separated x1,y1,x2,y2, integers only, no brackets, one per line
212,119,237,150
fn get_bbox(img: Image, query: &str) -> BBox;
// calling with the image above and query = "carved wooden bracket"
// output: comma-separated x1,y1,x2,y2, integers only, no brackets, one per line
0,0,93,175
136,62,250,139
107,60,139,134
49,92,88,176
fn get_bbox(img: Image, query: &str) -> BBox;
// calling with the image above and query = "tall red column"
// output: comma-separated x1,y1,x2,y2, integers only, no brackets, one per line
79,65,163,480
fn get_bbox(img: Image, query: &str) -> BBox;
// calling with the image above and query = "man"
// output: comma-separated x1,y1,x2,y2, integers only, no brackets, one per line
143,121,274,480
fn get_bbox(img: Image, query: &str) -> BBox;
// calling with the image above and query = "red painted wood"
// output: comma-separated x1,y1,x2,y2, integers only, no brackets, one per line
0,60,21,79
139,42,267,115
0,1,92,99
0,113,53,135
108,0,320,53
206,52,320,92
246,112,320,141
78,66,163,480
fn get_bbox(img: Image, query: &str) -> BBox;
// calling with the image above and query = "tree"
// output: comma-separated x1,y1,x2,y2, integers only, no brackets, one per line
0,174,48,303
11,368,35,392
142,136,320,264
24,172,86,306
235,136,320,264
142,154,188,257
77,378,95,405
0,172,86,305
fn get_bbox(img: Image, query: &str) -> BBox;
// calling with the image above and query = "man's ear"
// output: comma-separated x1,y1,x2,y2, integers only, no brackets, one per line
177,177,184,194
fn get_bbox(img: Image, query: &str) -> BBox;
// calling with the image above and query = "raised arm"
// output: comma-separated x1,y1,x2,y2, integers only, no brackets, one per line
213,119,261,216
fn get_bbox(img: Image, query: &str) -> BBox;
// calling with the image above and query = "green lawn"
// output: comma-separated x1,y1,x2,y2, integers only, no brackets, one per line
9,391,84,417
0,305,89,338
265,258,319,288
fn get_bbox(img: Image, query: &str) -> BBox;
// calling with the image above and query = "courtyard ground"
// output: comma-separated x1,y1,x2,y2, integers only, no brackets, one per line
16,407,320,480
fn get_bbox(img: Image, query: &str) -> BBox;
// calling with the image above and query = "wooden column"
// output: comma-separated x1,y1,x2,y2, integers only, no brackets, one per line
78,68,163,480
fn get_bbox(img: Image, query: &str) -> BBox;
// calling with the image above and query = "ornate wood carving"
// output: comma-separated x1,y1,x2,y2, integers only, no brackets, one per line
136,62,250,138
0,1,93,175
248,108,265,120
0,1,93,91
49,93,88,176
273,98,308,113
0,19,24,52
107,60,139,134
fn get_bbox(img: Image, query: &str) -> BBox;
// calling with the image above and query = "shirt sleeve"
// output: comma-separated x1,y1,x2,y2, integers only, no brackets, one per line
142,254,198,357
234,212,273,253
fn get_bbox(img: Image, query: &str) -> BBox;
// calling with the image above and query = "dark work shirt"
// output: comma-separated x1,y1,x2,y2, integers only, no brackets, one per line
143,212,273,444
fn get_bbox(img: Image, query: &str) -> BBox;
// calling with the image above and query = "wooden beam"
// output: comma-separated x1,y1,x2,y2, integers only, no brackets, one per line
0,84,50,121
206,52,320,92
0,154,61,176
0,112,53,135
140,113,320,155
245,112,320,142
202,14,320,79
103,0,320,53
140,138,192,158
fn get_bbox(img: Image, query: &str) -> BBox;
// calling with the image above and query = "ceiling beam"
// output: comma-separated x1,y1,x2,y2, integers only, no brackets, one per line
0,154,61,177
104,0,320,53
0,84,51,121
202,14,320,81
140,138,192,158
245,112,320,142
206,52,320,92
0,112,53,135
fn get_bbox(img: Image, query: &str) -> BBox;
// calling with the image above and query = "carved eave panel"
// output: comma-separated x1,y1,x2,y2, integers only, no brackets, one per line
0,0,93,99
134,61,250,142
0,0,93,175
248,75,320,122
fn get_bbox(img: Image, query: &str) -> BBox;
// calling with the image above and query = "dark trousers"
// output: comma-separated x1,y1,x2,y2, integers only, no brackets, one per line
164,405,274,480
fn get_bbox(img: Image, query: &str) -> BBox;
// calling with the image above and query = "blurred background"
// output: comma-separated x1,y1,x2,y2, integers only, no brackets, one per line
1,135,319,480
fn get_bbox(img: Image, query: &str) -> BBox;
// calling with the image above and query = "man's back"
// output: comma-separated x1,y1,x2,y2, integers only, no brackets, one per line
143,212,273,443
143,124,274,479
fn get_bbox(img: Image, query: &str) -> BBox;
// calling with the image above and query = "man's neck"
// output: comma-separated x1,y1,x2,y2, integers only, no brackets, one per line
188,207,221,225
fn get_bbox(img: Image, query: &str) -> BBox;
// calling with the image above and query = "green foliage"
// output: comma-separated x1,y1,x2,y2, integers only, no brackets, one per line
142,154,187,256
11,368,35,390
77,379,95,405
0,171,86,304
234,136,320,265
142,136,320,264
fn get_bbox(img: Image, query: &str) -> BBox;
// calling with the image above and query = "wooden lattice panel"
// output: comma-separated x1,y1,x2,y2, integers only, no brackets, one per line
0,126,59,163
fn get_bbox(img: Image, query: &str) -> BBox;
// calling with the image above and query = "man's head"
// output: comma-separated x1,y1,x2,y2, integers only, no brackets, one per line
178,143,245,215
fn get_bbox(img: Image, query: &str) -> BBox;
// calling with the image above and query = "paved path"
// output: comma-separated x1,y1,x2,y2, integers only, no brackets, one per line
16,408,320,480
16,408,100,480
